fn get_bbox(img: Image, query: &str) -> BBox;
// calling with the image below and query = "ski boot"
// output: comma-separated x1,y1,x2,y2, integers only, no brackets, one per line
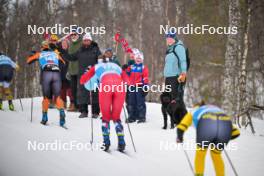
101,121,111,151
115,120,126,152
59,109,66,126
0,99,3,110
41,112,48,125
8,100,14,111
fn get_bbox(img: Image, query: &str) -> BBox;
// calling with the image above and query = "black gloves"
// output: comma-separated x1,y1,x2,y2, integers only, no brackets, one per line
122,64,128,70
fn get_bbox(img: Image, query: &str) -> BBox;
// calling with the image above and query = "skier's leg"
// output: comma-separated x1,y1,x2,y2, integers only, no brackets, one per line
41,97,49,124
210,149,225,176
194,147,207,175
112,89,126,150
112,88,126,122
99,88,112,123
41,72,52,124
99,81,113,150
52,72,65,126
3,82,14,111
0,66,6,109
101,120,110,150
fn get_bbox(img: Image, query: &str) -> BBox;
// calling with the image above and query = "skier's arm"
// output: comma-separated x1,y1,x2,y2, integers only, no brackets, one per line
231,125,240,140
176,112,193,142
80,66,96,85
27,52,40,64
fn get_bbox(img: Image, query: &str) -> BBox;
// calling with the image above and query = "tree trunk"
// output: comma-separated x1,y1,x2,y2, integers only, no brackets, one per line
222,0,241,116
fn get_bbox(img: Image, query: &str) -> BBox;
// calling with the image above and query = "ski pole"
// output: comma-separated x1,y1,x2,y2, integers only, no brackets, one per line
224,150,239,176
181,144,194,175
89,90,94,151
30,97,33,122
19,98,23,111
123,105,137,152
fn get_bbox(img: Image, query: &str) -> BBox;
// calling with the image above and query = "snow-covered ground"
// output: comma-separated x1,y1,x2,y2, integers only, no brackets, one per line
0,97,263,176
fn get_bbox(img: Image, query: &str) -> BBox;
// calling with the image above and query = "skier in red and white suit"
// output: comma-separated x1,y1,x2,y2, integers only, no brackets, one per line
80,58,129,151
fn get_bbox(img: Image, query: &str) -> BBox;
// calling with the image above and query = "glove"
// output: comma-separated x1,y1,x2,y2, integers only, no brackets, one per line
176,128,184,143
30,50,36,56
178,73,186,83
122,64,128,70
66,72,71,81
15,65,20,71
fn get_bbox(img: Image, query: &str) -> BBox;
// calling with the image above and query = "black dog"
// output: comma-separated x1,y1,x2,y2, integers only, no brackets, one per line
160,92,187,129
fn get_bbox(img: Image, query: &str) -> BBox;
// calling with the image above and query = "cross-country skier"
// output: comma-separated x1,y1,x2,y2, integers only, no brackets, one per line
0,52,19,111
27,41,66,126
80,56,129,152
176,101,240,176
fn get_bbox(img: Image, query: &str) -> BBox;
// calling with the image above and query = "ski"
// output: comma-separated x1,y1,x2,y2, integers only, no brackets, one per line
40,122,68,130
114,149,132,158
60,125,69,130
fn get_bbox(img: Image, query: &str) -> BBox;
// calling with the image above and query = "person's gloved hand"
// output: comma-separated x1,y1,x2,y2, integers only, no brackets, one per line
85,66,92,72
15,65,20,71
66,72,71,81
178,73,186,83
30,50,36,56
122,64,128,70
176,128,184,143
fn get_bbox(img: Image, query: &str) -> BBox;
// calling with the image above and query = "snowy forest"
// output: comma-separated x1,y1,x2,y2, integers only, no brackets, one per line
0,0,264,124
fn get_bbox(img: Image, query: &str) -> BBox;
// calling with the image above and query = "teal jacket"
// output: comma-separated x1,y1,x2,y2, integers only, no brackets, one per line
163,40,187,77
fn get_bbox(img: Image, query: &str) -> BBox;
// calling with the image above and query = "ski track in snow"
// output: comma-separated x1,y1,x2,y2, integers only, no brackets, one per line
0,97,264,176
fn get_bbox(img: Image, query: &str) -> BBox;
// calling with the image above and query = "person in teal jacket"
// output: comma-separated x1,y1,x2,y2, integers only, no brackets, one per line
163,32,187,122
164,39,187,77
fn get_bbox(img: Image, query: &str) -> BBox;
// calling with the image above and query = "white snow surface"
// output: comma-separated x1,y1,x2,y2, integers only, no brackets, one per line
0,97,263,176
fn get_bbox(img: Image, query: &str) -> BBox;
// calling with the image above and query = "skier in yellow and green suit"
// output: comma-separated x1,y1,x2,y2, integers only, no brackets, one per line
176,101,240,176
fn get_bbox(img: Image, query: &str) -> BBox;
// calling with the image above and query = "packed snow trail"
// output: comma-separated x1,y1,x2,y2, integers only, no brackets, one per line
0,97,263,176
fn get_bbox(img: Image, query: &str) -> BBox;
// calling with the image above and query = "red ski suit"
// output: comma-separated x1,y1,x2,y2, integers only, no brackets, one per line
80,63,129,122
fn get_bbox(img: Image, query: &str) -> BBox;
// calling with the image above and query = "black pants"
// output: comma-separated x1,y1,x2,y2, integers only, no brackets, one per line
41,71,61,98
165,76,185,102
70,75,78,107
79,101,100,114
0,65,13,82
